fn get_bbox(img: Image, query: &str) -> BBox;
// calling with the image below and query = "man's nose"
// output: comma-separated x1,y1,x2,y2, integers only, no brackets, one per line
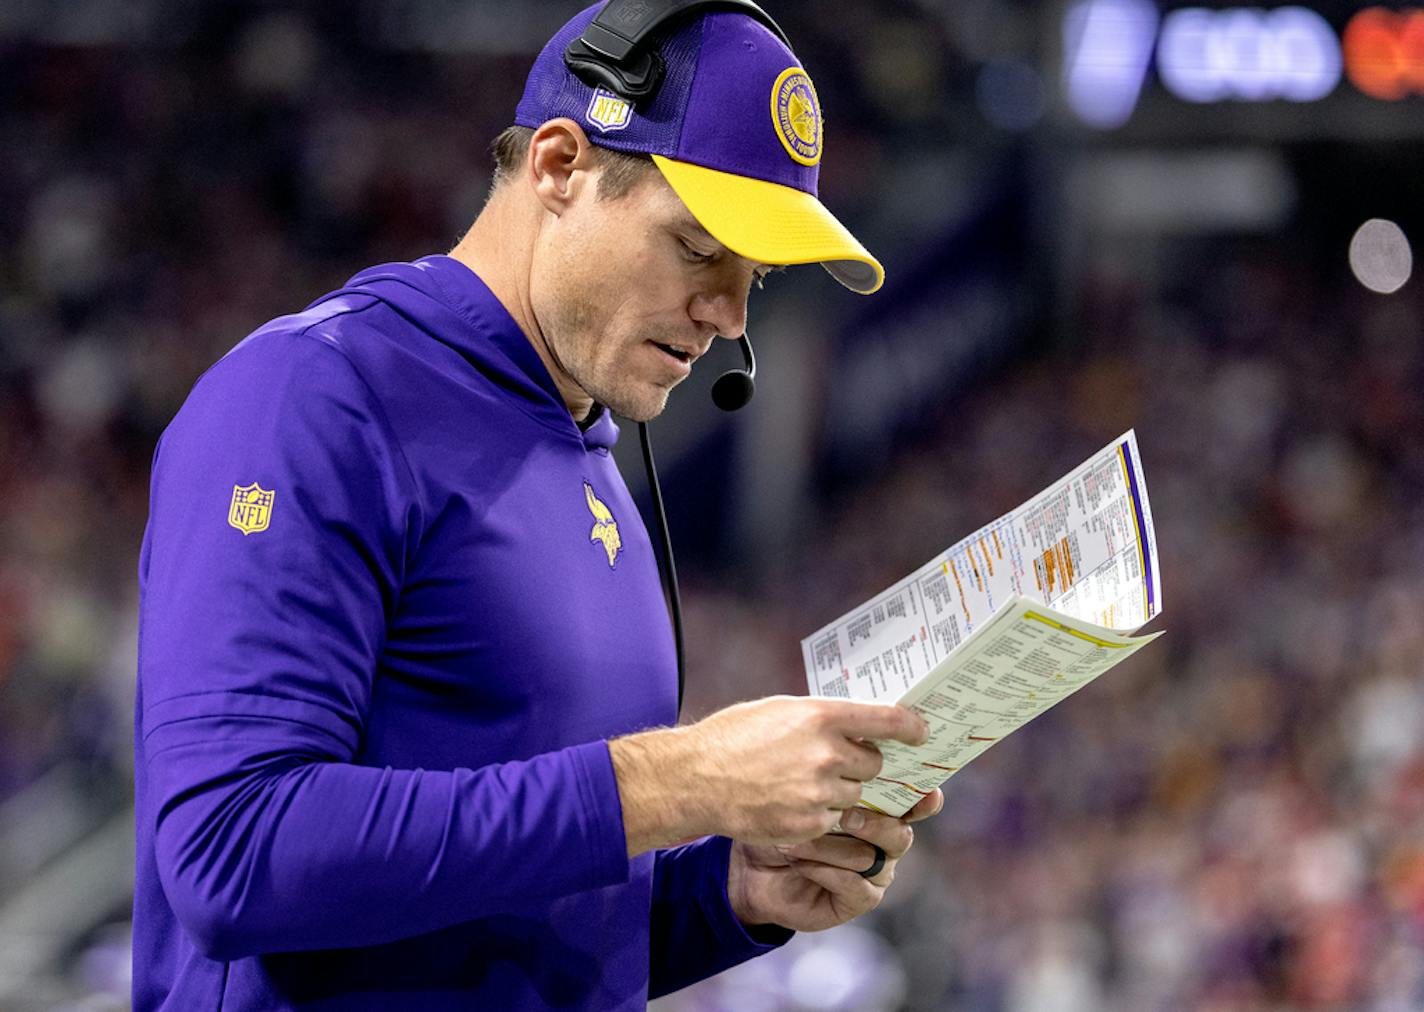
688,280,750,343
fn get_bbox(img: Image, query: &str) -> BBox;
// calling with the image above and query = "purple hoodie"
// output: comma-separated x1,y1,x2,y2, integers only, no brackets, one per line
133,255,788,1010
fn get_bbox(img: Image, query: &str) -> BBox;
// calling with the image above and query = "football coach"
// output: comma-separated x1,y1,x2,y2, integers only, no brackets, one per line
133,2,943,1008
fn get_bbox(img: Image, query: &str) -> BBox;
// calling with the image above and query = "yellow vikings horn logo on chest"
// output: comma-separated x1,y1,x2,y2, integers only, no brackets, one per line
584,481,621,568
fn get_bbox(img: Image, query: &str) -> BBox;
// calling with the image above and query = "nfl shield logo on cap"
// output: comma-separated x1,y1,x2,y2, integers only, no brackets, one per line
586,86,633,132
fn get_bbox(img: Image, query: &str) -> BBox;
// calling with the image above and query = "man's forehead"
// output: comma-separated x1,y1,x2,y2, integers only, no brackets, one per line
662,194,776,270
639,172,715,240
651,185,708,237
633,167,781,271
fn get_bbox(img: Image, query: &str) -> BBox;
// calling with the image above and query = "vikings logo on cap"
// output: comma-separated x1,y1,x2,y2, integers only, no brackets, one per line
770,67,822,166
586,86,633,133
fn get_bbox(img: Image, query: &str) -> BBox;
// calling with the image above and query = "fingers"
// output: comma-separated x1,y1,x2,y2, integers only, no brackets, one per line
835,808,914,857
791,855,886,909
778,804,913,891
827,777,864,811
781,830,906,879
781,833,877,867
835,738,885,784
902,788,944,823
820,701,929,747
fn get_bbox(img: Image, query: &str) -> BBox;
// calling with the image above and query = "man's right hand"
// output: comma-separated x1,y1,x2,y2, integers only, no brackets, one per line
607,696,929,856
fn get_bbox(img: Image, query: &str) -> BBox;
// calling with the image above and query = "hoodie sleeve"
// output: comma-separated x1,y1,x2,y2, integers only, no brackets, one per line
648,836,793,997
136,328,629,961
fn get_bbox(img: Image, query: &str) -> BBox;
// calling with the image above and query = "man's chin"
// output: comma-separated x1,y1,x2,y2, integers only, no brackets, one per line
612,397,670,424
598,384,673,424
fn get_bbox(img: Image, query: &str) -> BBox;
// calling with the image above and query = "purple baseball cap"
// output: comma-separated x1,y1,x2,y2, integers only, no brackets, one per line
513,2,884,295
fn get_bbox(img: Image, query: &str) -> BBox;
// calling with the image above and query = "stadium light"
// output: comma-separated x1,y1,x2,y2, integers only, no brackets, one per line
1062,0,1160,129
1342,8,1424,100
1157,6,1341,104
1349,219,1413,294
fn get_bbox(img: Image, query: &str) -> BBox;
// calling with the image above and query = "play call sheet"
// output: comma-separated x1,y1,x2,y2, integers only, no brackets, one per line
801,431,1164,817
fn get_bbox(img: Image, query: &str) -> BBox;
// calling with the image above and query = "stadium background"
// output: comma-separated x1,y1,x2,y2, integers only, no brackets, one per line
2,0,1423,1008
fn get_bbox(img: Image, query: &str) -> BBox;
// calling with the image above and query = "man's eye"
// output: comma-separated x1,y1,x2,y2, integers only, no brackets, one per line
679,240,715,264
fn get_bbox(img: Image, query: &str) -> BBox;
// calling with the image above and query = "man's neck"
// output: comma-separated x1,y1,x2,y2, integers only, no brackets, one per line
448,191,594,422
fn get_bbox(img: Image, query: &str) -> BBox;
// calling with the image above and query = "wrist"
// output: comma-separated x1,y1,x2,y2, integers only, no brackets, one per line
726,840,759,926
726,842,789,939
608,725,709,857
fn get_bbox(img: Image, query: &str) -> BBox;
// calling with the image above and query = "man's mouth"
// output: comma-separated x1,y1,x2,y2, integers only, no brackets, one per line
653,342,692,364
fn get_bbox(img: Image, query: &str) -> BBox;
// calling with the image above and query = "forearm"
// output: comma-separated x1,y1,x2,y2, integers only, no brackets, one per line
148,727,628,961
607,725,709,857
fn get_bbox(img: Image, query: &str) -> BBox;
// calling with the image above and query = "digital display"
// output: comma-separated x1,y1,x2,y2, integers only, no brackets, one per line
1064,2,1424,127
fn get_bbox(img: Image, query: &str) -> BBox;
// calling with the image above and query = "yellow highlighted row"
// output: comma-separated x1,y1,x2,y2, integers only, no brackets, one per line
1024,611,1130,648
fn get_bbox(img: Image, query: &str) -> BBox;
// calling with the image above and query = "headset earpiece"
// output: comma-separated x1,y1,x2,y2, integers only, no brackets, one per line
563,41,663,100
564,0,789,102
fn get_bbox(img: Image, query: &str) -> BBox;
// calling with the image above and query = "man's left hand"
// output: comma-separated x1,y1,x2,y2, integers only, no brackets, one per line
727,788,944,934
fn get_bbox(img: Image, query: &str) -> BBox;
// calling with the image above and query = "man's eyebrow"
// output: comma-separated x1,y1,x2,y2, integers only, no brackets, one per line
673,216,717,243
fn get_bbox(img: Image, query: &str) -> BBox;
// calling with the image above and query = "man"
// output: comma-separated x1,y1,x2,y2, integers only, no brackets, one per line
134,4,943,1009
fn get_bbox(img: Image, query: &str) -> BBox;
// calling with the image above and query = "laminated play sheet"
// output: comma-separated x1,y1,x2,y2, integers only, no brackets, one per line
801,431,1163,816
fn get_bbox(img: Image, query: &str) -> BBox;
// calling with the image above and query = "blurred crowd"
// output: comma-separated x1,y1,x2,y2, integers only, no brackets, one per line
0,19,505,798
4,2,1424,1010
671,249,1424,1010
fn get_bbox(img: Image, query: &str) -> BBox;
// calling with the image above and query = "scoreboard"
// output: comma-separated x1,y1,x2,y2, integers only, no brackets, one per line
1062,1,1424,131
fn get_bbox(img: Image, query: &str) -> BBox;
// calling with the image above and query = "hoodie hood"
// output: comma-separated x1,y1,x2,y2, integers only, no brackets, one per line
329,255,620,452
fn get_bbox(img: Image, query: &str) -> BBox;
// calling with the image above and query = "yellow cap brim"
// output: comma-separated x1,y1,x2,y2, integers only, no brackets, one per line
652,154,884,295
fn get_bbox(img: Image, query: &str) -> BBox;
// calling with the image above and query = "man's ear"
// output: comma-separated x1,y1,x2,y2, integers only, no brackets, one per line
526,118,598,216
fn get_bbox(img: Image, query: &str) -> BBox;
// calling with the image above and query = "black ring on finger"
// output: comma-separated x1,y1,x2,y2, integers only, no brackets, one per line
858,844,887,880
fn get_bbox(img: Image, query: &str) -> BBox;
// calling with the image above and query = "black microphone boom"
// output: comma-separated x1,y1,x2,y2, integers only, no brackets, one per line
643,330,757,711
711,333,757,412
641,331,757,716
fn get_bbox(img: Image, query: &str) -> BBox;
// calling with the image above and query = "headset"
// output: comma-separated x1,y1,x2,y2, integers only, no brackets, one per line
565,0,784,715
565,0,789,100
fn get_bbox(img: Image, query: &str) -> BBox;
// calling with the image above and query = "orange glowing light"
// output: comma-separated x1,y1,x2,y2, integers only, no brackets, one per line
1343,8,1424,100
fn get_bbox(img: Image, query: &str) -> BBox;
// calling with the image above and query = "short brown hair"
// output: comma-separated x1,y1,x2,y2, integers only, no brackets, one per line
490,125,654,200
